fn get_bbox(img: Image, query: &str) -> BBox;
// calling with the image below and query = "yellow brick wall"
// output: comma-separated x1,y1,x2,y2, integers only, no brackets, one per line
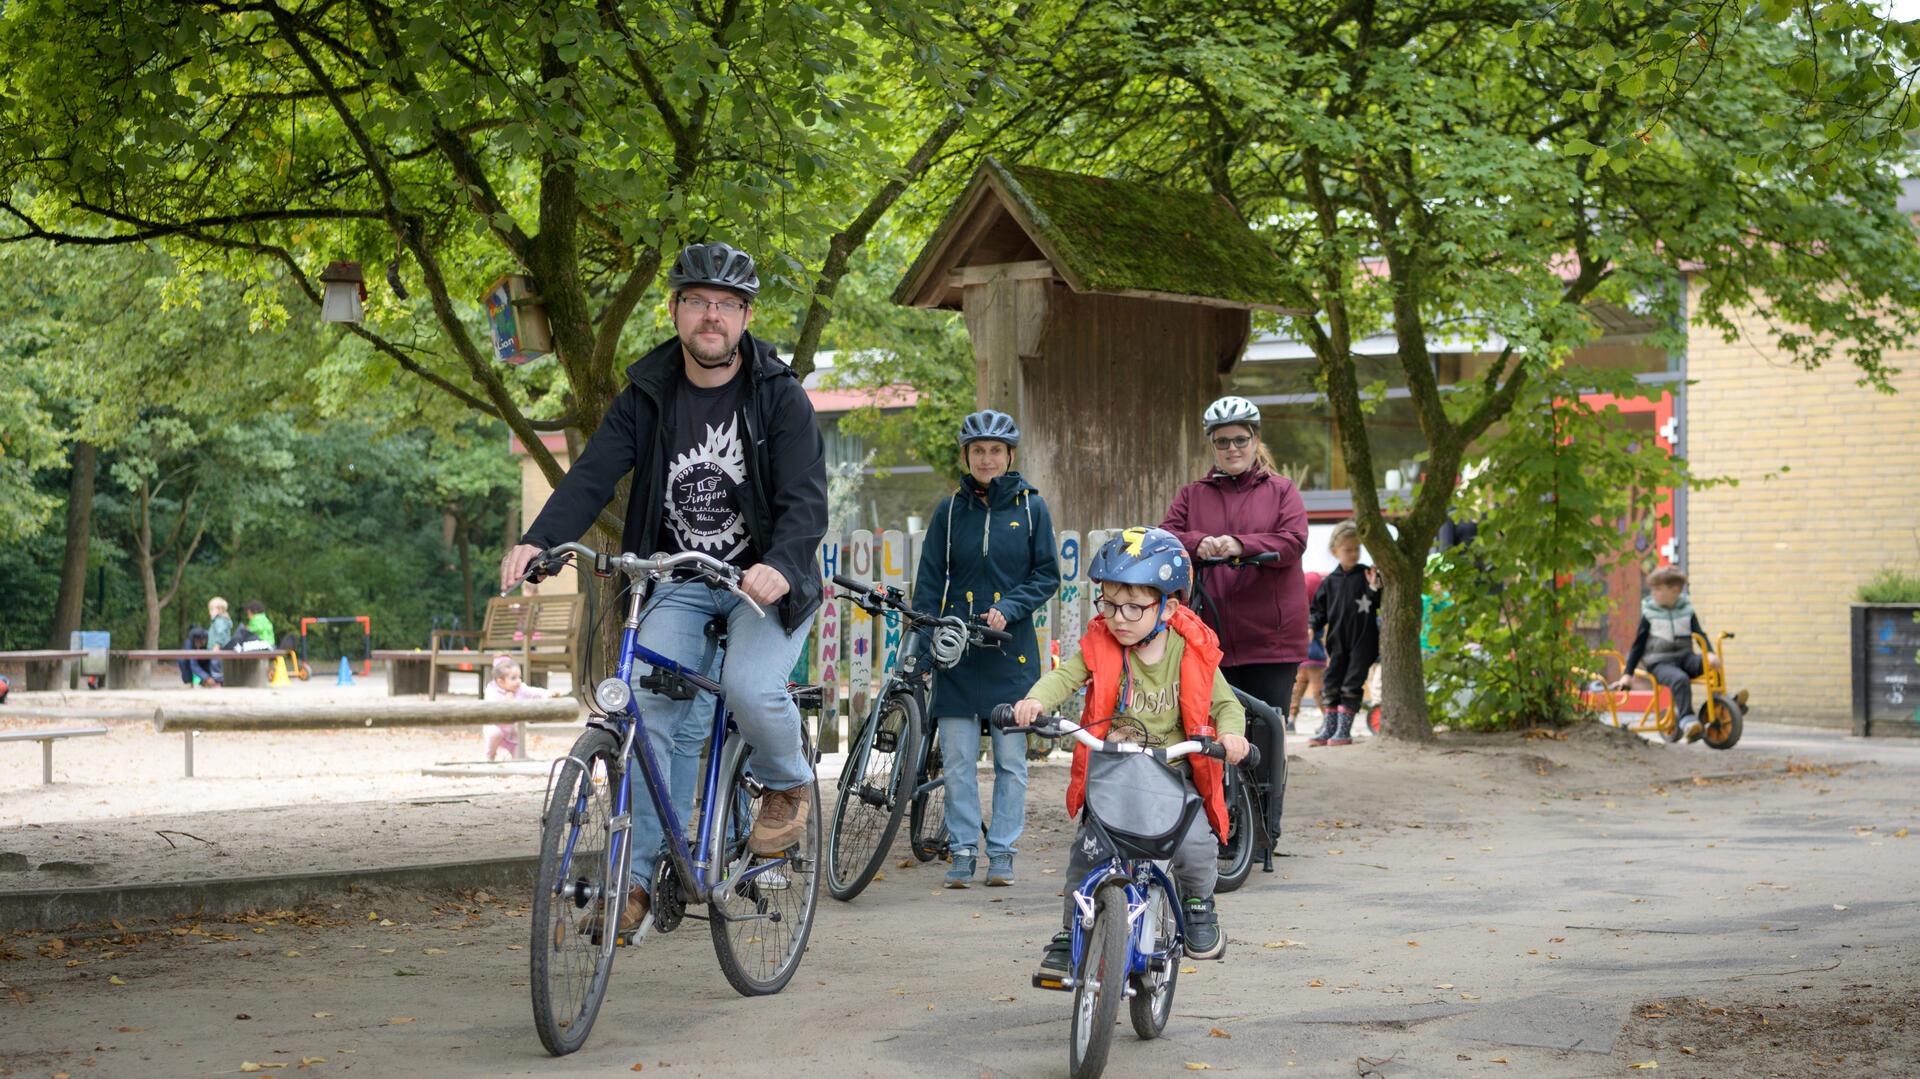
1684,283,1920,728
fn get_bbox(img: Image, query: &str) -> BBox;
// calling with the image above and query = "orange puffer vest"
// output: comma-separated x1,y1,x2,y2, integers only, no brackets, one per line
1065,605,1230,840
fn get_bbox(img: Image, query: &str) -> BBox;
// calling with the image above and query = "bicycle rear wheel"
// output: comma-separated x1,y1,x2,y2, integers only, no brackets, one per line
709,736,822,996
530,728,629,1056
827,692,921,900
1069,885,1128,1079
907,724,949,862
1128,878,1180,1040
1215,766,1257,893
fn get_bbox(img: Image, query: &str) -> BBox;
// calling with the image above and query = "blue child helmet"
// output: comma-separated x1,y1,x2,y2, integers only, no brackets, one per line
957,409,1021,448
1089,527,1191,596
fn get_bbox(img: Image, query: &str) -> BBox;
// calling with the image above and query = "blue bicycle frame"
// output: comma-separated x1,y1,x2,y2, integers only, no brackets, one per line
1066,858,1186,988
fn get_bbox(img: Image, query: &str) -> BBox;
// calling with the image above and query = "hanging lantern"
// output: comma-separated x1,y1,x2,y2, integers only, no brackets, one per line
319,261,366,323
482,274,553,364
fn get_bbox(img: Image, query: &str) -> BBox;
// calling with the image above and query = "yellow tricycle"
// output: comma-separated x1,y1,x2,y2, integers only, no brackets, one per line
1585,632,1746,750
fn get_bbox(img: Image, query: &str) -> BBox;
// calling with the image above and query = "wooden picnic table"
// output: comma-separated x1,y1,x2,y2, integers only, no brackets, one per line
108,649,297,689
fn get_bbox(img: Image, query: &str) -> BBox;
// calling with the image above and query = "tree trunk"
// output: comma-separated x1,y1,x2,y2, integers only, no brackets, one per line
47,440,96,647
1374,574,1434,742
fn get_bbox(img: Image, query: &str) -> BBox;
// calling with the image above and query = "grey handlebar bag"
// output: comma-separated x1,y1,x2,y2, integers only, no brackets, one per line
1083,751,1202,861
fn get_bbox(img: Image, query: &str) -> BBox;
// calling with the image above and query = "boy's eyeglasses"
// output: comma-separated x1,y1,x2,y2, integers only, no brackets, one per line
1211,435,1253,450
677,297,748,316
1094,597,1157,621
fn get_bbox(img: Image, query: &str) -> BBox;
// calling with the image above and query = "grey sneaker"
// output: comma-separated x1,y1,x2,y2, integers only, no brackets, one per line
1679,714,1704,742
986,853,1015,886
945,848,976,888
1184,897,1225,959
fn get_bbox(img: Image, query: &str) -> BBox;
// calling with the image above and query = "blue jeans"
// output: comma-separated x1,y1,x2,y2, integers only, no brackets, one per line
624,580,814,890
937,717,1029,859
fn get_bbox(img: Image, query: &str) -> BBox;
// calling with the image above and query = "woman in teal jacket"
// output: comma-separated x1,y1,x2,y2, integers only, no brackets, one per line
911,410,1060,888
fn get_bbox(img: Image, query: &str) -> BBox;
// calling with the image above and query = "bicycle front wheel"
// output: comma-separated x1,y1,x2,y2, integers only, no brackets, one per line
907,724,948,862
1069,885,1128,1079
529,727,630,1056
709,738,822,996
1215,766,1257,894
827,692,921,900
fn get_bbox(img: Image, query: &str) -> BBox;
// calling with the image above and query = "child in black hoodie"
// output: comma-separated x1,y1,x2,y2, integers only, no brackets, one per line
1307,520,1381,746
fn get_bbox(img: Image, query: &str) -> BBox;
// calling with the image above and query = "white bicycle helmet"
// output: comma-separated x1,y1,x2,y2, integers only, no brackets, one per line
1204,395,1261,433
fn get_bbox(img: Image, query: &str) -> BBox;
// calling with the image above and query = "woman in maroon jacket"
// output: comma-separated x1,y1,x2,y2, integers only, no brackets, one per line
1161,395,1311,724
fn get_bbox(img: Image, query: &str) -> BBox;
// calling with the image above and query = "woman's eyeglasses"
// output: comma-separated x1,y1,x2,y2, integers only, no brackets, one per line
1094,597,1157,621
1211,435,1253,450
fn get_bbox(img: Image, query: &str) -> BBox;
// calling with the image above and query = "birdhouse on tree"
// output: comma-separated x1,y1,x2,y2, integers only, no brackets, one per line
894,158,1302,532
482,274,554,364
318,260,365,324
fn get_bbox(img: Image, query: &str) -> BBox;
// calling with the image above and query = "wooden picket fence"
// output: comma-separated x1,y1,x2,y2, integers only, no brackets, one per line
805,527,1122,750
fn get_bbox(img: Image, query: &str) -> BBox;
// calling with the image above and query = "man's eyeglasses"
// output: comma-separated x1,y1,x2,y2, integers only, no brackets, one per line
677,297,748,317
1094,596,1158,621
1211,435,1253,450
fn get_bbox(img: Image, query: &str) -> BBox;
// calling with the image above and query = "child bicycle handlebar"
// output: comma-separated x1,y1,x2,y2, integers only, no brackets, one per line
987,704,1258,770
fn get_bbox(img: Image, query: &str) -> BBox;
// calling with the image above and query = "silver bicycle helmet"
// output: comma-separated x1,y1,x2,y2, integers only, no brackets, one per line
667,241,760,300
957,409,1021,448
1203,395,1261,433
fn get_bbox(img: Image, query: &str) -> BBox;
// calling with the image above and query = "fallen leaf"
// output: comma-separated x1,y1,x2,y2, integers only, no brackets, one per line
108,975,126,986
506,944,523,950
1895,828,1909,839
312,1012,332,1019
992,995,1017,1002
367,912,379,921
379,919,396,927
1489,1057,1509,1065
1209,1027,1231,1038
1679,1046,1695,1055
1181,965,1198,974
632,1066,645,1073
422,948,447,956
872,873,885,882
1184,1065,1212,1072
1325,849,1344,855
1307,978,1324,987
1432,983,1454,990
898,859,913,868
300,1058,326,1067
1461,993,1481,1001
1832,905,1848,912
1628,1063,1658,1070
1262,939,1305,949
376,948,396,955
1406,940,1419,947
252,927,266,935
240,1064,288,1073
387,1016,415,1025
116,1026,145,1033
284,950,301,957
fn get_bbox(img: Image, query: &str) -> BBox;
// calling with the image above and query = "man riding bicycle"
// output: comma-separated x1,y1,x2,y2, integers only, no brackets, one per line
500,241,829,935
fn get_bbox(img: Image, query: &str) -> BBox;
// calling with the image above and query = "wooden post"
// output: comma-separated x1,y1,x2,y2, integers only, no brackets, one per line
41,739,53,786
879,529,908,675
847,530,876,736
184,729,194,778
1056,530,1085,661
815,533,844,754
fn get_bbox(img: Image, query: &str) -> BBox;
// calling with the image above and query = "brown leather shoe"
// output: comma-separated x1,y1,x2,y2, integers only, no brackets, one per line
574,888,649,945
749,783,812,855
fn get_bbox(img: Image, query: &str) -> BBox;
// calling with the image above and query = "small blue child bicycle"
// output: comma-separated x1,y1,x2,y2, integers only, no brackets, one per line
989,704,1257,1079
513,544,822,1056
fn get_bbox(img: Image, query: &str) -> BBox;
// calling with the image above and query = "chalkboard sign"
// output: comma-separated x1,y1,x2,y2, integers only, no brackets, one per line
1852,604,1920,737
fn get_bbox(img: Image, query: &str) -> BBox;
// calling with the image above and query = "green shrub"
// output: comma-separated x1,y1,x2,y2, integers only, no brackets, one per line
1857,569,1920,604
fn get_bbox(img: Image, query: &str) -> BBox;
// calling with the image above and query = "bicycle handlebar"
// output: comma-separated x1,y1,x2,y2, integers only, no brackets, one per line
1195,551,1281,568
830,575,1012,643
989,705,1234,764
508,544,765,619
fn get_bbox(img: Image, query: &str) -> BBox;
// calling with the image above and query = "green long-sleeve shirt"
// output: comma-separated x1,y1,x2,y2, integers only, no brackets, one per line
1025,636,1244,745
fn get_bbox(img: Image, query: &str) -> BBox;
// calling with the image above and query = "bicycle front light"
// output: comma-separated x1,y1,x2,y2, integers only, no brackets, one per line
594,677,633,712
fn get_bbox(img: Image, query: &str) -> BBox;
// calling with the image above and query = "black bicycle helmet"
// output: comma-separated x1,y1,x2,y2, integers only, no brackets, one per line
667,241,760,300
957,409,1021,448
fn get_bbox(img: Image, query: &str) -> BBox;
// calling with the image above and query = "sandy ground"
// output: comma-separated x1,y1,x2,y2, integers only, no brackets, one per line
2,715,1917,1077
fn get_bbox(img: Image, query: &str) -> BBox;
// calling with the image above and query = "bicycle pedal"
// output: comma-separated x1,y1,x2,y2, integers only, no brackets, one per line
1032,973,1074,992
613,923,650,947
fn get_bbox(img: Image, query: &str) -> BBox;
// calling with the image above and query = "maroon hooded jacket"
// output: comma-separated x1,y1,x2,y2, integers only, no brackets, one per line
1161,467,1310,666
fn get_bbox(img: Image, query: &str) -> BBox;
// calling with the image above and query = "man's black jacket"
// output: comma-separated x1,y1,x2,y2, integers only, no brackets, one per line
520,332,829,633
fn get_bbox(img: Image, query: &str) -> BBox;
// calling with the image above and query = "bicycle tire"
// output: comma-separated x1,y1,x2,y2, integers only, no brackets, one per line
1069,885,1128,1079
530,727,629,1056
1704,692,1744,750
1128,877,1180,1040
1214,767,1258,894
709,736,822,996
827,692,921,900
907,724,948,862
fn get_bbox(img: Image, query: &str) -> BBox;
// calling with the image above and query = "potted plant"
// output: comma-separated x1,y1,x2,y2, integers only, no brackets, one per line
1851,566,1920,737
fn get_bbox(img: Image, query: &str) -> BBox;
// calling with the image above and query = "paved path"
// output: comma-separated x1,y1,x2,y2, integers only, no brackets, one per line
3,725,1917,1077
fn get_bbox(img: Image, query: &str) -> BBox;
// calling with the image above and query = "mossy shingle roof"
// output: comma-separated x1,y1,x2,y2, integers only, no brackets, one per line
896,158,1294,311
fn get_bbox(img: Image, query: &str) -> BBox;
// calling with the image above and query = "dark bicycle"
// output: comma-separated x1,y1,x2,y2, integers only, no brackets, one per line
824,573,1009,900
511,544,823,1056
1188,551,1291,892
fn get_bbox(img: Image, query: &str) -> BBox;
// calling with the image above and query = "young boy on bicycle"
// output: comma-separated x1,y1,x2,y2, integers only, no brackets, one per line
1007,527,1250,978
1610,565,1718,742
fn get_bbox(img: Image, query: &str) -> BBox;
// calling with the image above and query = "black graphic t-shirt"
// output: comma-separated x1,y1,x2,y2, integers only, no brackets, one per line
656,364,758,570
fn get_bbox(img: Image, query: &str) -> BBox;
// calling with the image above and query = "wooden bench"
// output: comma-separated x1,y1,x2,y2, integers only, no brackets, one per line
372,649,448,696
0,650,85,692
426,594,585,700
0,726,109,785
108,648,297,689
151,699,580,776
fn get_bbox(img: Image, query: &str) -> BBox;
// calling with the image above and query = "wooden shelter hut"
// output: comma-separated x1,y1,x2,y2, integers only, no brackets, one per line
894,158,1302,531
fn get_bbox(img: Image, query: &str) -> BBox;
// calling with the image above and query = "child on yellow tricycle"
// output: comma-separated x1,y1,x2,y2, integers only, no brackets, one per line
1585,565,1746,749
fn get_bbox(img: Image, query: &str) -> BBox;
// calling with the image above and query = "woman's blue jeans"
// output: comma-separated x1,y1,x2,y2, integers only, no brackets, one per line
937,716,1029,859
